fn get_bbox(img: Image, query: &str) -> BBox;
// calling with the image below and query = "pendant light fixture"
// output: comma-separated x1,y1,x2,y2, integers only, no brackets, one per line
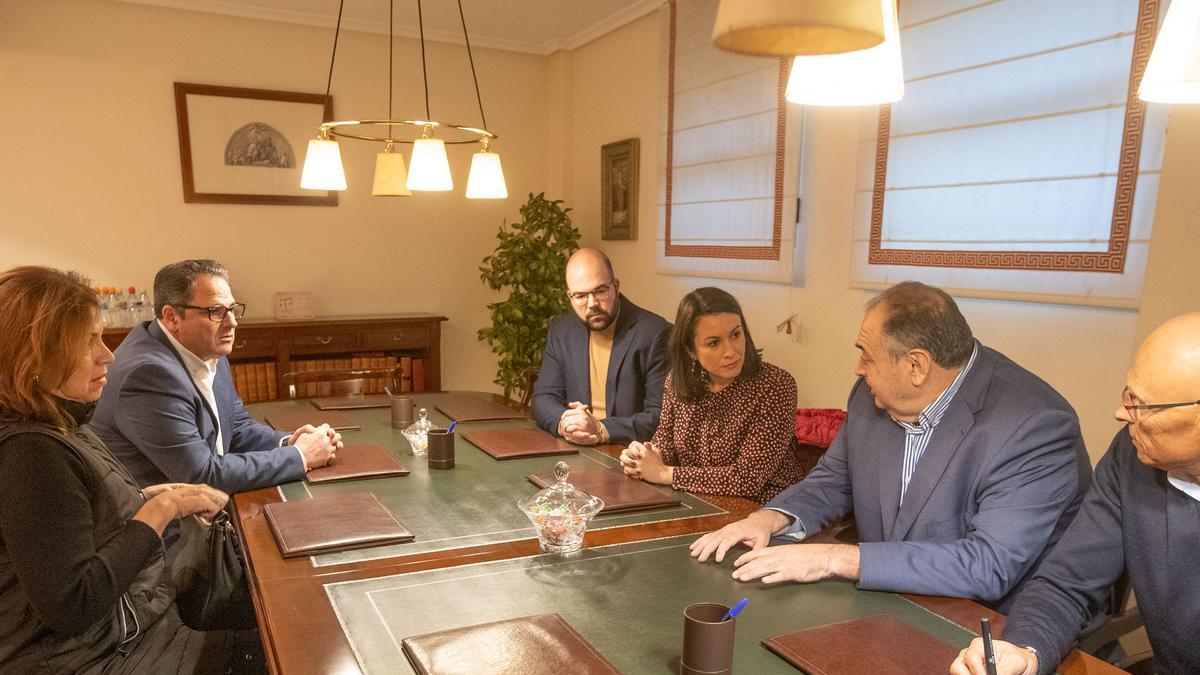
1138,0,1200,103
300,0,508,198
712,0,885,56
785,0,904,106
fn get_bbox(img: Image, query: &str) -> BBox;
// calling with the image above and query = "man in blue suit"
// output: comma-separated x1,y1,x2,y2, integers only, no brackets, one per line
92,260,340,495
691,281,1090,612
531,248,670,445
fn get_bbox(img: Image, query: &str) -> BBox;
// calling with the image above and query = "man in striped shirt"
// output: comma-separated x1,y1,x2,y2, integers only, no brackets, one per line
691,281,1090,612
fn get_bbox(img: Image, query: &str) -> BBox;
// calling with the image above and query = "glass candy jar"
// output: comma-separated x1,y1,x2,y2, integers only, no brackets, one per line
401,408,435,456
517,461,605,554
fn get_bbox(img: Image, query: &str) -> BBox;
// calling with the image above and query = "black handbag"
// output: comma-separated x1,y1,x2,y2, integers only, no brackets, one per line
172,509,257,631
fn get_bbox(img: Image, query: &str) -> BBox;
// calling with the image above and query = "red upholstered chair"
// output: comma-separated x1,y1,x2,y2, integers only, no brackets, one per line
794,408,846,474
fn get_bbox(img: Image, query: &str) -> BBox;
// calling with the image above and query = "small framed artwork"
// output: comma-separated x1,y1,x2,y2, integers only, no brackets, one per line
601,138,639,240
174,82,337,206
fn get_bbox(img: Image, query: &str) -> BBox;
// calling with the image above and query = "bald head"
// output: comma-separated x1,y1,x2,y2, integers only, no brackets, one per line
1132,312,1200,401
564,248,620,331
1121,311,1200,479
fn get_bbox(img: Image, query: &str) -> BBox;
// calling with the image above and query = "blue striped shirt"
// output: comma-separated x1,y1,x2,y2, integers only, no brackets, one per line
894,343,978,503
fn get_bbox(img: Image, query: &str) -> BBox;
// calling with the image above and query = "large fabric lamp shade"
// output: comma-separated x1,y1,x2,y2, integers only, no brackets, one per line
712,0,885,56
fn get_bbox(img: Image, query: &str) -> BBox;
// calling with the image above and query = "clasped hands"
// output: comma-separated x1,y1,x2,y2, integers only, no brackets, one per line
688,510,861,584
558,402,604,445
289,423,344,468
135,482,229,533
618,441,673,485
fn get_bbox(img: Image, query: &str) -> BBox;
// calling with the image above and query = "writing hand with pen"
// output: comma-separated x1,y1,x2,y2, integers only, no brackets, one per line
950,636,1038,675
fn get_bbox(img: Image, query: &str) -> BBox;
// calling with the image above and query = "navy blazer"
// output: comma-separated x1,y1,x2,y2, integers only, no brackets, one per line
765,343,1091,612
531,296,670,444
91,321,305,494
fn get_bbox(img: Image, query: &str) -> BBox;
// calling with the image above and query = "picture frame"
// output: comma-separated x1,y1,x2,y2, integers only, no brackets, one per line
174,82,337,206
601,138,639,240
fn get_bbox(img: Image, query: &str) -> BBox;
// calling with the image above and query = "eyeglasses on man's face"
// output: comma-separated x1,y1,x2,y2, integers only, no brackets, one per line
1121,386,1200,423
177,303,247,323
567,284,614,305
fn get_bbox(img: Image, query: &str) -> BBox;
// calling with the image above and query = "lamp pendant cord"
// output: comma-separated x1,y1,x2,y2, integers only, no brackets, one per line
457,0,488,131
417,0,430,120
388,0,394,138
322,0,346,115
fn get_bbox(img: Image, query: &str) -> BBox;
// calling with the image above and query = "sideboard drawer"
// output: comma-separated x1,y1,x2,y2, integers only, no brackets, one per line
230,334,277,358
360,324,432,350
287,328,357,354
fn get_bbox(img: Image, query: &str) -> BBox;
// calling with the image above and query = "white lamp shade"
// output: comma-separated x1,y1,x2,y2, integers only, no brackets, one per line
713,0,884,56
406,137,453,191
786,0,903,105
371,150,412,196
299,138,347,190
465,151,508,199
1139,0,1200,103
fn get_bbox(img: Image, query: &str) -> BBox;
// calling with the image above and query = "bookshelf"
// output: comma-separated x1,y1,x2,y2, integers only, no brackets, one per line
102,313,447,403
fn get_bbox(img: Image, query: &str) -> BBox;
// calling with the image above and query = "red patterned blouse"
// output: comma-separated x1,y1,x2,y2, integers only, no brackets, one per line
652,362,803,503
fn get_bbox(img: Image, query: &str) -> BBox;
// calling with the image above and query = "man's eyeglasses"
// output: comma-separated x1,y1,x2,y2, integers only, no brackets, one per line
177,303,247,323
1121,386,1200,422
568,284,613,305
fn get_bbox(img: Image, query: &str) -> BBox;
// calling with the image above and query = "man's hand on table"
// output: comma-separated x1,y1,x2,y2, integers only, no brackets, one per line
690,510,787,562
691,510,860,583
558,402,602,445
950,637,1039,675
294,423,341,468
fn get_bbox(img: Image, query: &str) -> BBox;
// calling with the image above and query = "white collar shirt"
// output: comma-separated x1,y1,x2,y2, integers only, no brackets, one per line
158,320,225,456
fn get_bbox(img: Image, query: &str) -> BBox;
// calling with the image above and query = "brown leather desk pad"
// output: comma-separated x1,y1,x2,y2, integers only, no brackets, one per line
762,613,960,674
527,467,681,513
264,410,360,432
434,394,527,422
401,613,619,675
311,394,391,410
263,492,413,557
462,428,578,460
306,445,409,484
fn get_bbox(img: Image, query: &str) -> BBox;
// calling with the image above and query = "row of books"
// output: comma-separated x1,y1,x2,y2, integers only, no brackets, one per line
232,361,279,403
231,354,427,403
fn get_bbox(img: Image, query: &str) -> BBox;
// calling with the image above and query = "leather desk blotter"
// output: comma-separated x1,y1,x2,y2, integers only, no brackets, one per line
263,410,360,432
263,493,413,558
762,613,960,674
401,613,619,675
310,394,390,410
305,445,409,484
434,394,528,422
461,428,578,460
527,468,681,513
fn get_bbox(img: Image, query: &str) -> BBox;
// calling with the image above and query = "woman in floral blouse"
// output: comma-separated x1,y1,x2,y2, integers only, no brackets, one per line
619,287,802,503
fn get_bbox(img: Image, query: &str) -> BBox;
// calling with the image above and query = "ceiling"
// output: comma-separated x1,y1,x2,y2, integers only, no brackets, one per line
115,0,662,55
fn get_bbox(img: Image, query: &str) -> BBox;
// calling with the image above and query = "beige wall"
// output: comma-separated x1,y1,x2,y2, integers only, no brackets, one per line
1,0,550,392
3,2,1196,459
559,12,1199,462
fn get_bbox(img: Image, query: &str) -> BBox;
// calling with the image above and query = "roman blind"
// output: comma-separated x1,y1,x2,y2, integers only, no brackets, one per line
852,0,1167,307
658,0,802,282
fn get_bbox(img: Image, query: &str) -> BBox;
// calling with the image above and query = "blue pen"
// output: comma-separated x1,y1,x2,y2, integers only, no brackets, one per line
721,598,749,622
447,421,457,433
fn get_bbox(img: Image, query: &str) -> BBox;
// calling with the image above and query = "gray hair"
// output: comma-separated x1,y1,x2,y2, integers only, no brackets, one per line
866,281,974,368
153,259,228,318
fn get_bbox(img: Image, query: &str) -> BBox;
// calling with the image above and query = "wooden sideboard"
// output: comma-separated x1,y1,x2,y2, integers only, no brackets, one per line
102,313,447,402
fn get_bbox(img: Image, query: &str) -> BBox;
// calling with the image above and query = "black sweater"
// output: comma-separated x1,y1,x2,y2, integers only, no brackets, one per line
1002,428,1200,674
0,406,161,639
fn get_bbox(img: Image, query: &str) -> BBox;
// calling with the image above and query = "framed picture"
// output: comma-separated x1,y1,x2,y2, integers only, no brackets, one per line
174,82,337,206
601,138,639,240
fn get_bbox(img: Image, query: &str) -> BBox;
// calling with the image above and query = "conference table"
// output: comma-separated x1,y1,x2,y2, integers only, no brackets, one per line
234,391,1122,675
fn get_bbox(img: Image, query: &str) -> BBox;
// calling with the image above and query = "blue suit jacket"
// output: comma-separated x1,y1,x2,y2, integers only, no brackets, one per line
765,343,1090,612
531,296,670,444
91,321,305,494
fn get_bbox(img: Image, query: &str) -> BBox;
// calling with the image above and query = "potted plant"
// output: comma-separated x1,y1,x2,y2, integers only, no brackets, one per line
478,193,581,405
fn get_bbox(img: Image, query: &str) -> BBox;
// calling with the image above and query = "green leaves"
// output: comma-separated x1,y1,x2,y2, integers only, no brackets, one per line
477,193,581,402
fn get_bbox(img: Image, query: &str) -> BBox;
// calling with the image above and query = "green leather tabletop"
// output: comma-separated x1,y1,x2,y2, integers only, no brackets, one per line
324,534,976,674
253,396,724,566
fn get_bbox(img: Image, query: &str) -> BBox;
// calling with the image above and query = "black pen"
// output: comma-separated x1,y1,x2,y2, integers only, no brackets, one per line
980,617,998,675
